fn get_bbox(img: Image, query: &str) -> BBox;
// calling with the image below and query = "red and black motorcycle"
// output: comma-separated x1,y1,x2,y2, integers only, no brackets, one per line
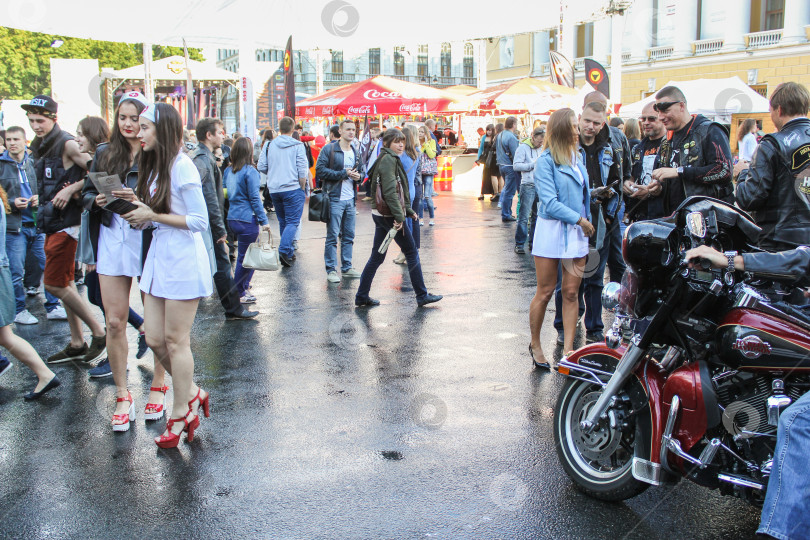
553,196,810,503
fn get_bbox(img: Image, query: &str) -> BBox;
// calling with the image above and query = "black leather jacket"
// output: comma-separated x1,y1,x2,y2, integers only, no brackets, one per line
736,117,810,251
743,246,810,287
191,144,227,241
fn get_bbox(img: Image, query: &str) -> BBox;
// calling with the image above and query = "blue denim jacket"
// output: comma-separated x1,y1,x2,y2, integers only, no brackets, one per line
223,165,269,226
535,149,591,225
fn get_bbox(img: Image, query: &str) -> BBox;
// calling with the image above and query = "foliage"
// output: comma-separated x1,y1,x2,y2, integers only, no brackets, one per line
0,27,205,101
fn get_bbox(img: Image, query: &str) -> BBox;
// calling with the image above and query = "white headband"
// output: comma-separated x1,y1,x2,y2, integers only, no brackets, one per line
119,91,149,109
139,103,158,124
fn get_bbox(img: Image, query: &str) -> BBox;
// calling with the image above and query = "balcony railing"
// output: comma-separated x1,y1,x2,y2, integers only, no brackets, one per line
573,57,594,71
621,52,631,63
648,45,674,61
693,37,724,55
745,29,783,48
324,72,356,83
460,77,477,86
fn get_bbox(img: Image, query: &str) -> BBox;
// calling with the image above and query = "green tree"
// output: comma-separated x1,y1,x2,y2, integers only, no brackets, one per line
0,27,204,101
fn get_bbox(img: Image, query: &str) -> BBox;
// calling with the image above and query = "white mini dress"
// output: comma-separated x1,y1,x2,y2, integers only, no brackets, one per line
139,153,213,300
97,213,143,277
532,157,589,260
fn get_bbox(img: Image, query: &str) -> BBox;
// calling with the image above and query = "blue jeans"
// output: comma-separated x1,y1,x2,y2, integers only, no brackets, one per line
418,175,435,219
499,164,520,219
409,192,421,249
228,219,259,296
5,226,59,314
270,189,305,257
515,183,538,247
324,197,356,273
759,391,810,539
356,214,428,301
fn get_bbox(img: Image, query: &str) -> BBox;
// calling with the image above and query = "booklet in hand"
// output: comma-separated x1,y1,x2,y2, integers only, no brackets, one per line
88,172,138,215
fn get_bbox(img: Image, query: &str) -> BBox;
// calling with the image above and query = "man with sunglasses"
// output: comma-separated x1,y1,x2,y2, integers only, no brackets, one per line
625,102,667,222
736,81,810,252
650,86,734,212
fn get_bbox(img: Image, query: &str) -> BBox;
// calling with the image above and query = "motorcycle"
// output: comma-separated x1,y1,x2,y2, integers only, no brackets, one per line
552,196,810,503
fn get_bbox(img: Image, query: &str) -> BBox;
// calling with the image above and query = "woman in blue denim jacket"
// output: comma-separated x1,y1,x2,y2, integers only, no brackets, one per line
529,109,595,368
0,186,60,399
223,138,270,304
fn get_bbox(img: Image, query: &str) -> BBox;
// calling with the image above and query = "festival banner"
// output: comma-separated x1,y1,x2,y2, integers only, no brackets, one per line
549,51,575,88
283,36,295,120
583,58,610,99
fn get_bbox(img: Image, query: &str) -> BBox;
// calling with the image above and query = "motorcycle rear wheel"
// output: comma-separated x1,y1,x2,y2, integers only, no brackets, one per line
553,378,649,501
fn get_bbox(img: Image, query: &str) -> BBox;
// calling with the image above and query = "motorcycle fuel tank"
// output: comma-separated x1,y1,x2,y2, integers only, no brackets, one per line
718,309,810,371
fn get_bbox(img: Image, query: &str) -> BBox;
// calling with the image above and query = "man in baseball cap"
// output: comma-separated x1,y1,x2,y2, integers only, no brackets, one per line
21,95,58,118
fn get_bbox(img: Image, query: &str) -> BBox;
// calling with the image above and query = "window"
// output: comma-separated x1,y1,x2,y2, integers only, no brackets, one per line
765,0,784,30
463,42,474,79
417,44,429,78
750,84,768,97
331,50,343,74
369,48,381,75
394,46,405,75
440,43,452,77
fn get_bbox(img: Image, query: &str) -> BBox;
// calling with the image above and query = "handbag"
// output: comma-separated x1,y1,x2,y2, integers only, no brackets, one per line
308,186,331,222
242,229,280,271
375,173,405,217
420,151,438,176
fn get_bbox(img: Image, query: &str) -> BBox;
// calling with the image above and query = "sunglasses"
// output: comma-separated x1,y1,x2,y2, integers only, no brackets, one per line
639,116,659,122
653,101,682,113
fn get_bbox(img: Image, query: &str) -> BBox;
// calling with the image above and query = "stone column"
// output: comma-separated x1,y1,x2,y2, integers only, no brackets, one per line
722,0,751,50
624,0,654,61
672,0,699,57
592,17,612,64
783,0,810,45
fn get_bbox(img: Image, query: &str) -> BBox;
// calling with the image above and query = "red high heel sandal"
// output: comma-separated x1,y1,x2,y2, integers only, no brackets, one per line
154,415,189,449
144,385,169,421
112,391,135,432
188,388,210,419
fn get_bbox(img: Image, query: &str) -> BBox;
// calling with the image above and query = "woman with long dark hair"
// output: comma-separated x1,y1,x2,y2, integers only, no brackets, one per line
392,125,420,265
224,137,270,303
476,124,499,201
737,118,758,163
529,109,595,368
83,93,168,432
354,129,442,308
124,103,212,448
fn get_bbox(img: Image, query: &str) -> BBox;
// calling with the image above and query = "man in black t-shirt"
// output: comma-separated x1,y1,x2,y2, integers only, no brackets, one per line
625,102,667,221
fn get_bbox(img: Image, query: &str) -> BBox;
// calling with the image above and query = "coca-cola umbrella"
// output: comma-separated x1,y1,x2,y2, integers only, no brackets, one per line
296,75,464,117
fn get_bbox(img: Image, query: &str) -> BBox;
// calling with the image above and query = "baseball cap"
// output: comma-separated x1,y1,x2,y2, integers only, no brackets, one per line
118,91,149,108
21,95,58,116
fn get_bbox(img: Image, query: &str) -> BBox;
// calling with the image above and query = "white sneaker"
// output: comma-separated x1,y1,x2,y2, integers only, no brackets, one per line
327,271,341,283
46,306,68,320
342,268,361,278
429,220,435,226
25,287,39,297
14,309,38,325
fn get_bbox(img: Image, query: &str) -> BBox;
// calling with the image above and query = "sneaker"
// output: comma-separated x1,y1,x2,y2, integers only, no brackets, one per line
392,253,406,265
47,342,89,364
0,355,12,379
26,287,39,297
136,332,148,359
514,245,526,254
327,271,341,283
81,334,107,364
497,203,502,209
429,220,435,226
46,306,68,320
241,292,257,304
420,221,425,226
75,276,85,286
585,330,604,344
88,358,113,378
342,268,361,279
14,309,38,325
417,293,443,307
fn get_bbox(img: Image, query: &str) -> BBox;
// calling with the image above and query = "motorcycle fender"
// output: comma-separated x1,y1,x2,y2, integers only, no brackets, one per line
559,344,671,485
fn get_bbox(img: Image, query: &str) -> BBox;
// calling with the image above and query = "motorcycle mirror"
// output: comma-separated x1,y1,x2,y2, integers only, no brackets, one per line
602,282,622,312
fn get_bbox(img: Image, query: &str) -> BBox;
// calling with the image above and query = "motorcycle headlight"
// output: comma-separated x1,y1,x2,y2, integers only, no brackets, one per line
601,282,622,312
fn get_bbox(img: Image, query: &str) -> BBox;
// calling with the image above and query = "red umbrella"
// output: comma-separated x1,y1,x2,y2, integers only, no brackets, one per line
296,75,462,117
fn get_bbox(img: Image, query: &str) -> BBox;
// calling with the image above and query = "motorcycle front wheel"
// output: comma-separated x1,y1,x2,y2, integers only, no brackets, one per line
553,378,649,501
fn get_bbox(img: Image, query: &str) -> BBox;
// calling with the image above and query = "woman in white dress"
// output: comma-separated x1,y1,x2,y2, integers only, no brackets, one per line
529,109,595,368
736,118,759,163
86,92,169,432
124,103,213,449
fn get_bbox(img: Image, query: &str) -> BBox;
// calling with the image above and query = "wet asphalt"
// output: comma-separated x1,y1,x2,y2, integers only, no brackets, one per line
0,193,761,539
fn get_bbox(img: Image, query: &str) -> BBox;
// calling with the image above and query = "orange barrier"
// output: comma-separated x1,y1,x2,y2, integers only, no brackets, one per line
434,155,453,192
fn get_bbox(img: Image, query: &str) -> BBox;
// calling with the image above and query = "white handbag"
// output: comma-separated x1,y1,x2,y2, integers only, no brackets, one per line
242,229,280,271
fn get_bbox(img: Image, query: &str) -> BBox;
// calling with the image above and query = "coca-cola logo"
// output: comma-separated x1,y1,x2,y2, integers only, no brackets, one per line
363,89,410,100
347,105,372,114
303,107,315,116
322,106,334,115
732,336,772,359
399,103,423,113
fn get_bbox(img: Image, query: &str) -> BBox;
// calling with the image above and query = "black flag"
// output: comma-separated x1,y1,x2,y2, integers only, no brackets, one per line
549,51,574,88
584,58,610,99
283,36,295,120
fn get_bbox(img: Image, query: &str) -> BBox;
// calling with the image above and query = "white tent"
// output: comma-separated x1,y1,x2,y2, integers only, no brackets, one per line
109,56,238,83
3,0,610,49
619,77,770,124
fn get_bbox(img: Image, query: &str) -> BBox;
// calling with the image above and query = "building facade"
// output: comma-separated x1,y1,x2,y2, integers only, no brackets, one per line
486,0,810,106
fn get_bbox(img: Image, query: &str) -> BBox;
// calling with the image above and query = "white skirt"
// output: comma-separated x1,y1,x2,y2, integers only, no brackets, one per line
97,214,143,277
531,216,589,259
139,227,213,300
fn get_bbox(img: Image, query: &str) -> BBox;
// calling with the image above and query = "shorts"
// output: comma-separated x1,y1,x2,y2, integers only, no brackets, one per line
44,232,78,288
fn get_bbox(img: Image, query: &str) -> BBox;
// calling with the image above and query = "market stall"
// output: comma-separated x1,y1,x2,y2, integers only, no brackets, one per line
102,55,238,127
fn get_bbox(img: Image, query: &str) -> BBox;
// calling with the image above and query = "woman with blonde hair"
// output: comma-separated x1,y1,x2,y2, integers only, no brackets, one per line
529,108,595,368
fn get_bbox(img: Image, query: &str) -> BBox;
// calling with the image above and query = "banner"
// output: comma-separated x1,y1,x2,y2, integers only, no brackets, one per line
583,58,610,99
283,36,295,120
240,75,255,138
549,51,574,88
